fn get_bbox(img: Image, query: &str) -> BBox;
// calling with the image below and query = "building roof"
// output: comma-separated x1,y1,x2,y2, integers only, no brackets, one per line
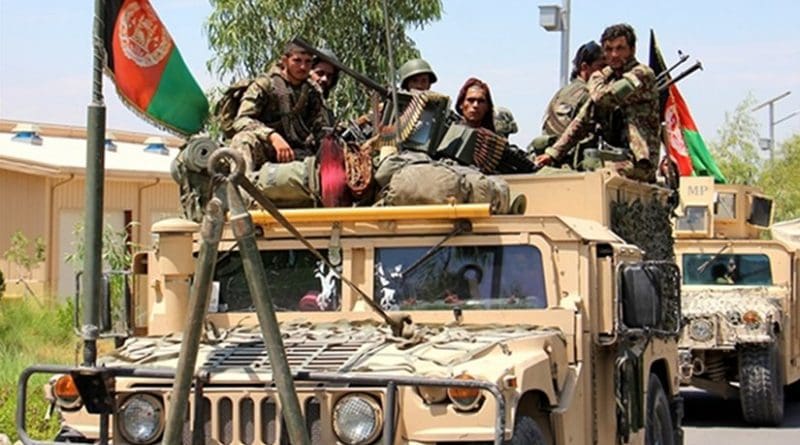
0,119,186,180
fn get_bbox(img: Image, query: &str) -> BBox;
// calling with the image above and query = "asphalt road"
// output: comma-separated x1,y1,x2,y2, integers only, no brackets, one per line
682,385,800,445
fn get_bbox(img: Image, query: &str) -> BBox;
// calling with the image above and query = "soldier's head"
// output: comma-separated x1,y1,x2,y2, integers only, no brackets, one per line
571,41,605,81
456,77,495,132
281,42,313,86
311,48,340,98
493,107,518,138
398,58,438,91
600,23,636,70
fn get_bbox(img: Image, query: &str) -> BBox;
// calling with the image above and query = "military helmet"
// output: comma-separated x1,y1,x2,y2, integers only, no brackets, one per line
493,107,518,138
398,58,438,89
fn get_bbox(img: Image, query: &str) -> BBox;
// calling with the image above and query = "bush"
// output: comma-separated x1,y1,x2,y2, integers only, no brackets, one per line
0,299,76,441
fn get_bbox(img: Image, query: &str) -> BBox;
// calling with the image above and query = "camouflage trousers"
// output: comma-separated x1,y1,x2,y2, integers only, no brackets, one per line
230,128,314,173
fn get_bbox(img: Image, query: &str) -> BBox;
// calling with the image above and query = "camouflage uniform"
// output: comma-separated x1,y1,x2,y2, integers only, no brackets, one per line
231,66,326,173
531,77,593,168
546,59,660,182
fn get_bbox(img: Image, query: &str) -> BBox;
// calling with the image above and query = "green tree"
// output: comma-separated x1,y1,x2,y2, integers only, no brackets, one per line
709,95,763,185
206,0,443,118
3,230,46,280
758,133,800,221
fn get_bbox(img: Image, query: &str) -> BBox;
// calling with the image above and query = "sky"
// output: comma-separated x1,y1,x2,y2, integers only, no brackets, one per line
1,0,799,152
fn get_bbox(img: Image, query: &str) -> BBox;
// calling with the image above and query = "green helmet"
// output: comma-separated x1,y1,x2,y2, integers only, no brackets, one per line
398,58,437,89
494,107,518,138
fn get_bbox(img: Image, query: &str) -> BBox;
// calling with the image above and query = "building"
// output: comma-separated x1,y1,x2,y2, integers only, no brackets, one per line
0,119,183,299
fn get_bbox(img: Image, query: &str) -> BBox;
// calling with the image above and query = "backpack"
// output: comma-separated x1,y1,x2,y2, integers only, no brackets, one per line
214,78,253,140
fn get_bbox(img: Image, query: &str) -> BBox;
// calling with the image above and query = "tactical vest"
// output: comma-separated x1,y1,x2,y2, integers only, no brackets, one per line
259,70,320,154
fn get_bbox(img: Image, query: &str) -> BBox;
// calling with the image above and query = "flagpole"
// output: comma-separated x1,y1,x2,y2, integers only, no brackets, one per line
82,0,107,368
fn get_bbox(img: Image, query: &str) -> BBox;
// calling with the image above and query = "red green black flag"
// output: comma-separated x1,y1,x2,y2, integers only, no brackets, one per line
104,0,208,135
649,30,726,183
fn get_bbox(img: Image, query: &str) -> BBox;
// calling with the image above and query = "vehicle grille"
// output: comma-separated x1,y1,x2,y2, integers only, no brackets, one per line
179,392,323,445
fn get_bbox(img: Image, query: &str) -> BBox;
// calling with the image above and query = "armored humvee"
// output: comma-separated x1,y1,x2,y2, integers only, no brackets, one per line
17,167,682,445
675,176,800,426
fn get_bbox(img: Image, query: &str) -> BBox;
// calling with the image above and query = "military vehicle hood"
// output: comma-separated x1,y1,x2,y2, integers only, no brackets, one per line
107,320,567,389
683,286,787,320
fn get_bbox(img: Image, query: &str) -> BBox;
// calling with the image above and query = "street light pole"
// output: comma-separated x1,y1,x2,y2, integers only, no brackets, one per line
560,0,571,87
753,91,791,161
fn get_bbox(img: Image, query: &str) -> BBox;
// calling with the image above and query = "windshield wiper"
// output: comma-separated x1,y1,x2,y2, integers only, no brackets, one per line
696,242,732,274
401,219,472,280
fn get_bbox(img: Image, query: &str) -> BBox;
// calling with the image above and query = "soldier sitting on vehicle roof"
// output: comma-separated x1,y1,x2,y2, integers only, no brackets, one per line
535,24,661,182
528,40,606,170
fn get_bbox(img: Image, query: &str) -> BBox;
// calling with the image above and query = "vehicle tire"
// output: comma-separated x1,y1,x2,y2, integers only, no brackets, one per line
646,373,675,445
505,414,547,445
739,343,784,426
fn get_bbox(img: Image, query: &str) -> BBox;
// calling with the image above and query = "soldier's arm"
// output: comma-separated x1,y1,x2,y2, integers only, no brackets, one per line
589,65,654,108
544,100,594,161
232,76,277,136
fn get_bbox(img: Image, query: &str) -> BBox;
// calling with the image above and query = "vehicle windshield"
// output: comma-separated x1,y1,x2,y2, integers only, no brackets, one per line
682,253,772,286
213,249,340,312
374,244,547,310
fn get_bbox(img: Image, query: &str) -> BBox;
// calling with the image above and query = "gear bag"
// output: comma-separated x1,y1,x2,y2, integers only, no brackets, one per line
214,77,258,140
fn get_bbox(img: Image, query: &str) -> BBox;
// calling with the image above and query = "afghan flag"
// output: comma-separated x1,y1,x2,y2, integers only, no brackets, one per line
649,30,726,183
104,0,208,136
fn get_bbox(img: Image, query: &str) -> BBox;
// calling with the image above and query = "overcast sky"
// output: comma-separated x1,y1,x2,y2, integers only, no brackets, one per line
1,0,799,151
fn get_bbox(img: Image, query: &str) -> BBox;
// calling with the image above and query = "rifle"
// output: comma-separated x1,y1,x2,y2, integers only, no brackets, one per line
655,50,690,84
657,60,703,91
292,37,390,97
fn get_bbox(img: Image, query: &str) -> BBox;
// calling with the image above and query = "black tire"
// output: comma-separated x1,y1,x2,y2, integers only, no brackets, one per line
505,414,547,445
646,373,675,445
739,343,785,426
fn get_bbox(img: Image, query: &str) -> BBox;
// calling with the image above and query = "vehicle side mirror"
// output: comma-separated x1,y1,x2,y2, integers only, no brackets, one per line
620,264,663,329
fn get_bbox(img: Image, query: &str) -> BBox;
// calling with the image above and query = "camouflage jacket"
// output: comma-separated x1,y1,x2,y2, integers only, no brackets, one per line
547,59,660,171
542,77,590,137
233,66,326,154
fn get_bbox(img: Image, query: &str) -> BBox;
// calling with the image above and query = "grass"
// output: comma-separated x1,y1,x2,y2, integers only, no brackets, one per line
0,298,77,441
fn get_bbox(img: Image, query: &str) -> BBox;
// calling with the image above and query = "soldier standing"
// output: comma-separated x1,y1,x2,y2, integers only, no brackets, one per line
529,41,605,168
536,24,661,182
230,42,326,173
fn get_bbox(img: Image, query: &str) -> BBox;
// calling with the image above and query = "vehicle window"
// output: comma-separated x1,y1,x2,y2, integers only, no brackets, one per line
374,244,547,310
682,253,772,286
213,249,339,312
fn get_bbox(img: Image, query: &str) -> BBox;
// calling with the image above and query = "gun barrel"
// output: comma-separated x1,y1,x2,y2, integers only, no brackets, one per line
659,60,703,91
655,52,691,83
292,37,390,97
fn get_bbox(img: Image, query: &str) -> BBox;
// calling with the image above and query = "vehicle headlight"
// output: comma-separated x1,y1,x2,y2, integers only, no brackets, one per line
689,318,714,342
117,393,164,444
446,372,485,411
332,394,382,445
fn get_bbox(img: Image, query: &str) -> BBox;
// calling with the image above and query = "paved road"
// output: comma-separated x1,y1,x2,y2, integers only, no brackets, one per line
682,385,800,445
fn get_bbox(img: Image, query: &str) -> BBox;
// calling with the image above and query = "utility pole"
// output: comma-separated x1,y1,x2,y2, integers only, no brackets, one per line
752,91,791,161
539,0,571,87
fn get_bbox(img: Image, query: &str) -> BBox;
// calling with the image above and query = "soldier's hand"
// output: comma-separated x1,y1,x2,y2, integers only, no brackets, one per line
534,153,554,167
269,132,296,163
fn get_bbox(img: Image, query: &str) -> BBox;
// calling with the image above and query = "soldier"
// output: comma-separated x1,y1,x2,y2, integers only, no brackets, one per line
494,107,519,139
230,42,326,173
310,48,340,127
529,41,605,168
398,58,438,91
455,77,495,131
536,24,661,182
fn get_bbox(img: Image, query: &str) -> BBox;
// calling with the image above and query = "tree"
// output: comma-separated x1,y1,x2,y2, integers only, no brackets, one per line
3,230,46,280
206,0,443,118
708,95,762,185
758,133,800,221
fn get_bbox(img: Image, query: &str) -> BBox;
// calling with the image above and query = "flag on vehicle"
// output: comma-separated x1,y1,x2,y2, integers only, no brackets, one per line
104,0,208,135
649,30,726,183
